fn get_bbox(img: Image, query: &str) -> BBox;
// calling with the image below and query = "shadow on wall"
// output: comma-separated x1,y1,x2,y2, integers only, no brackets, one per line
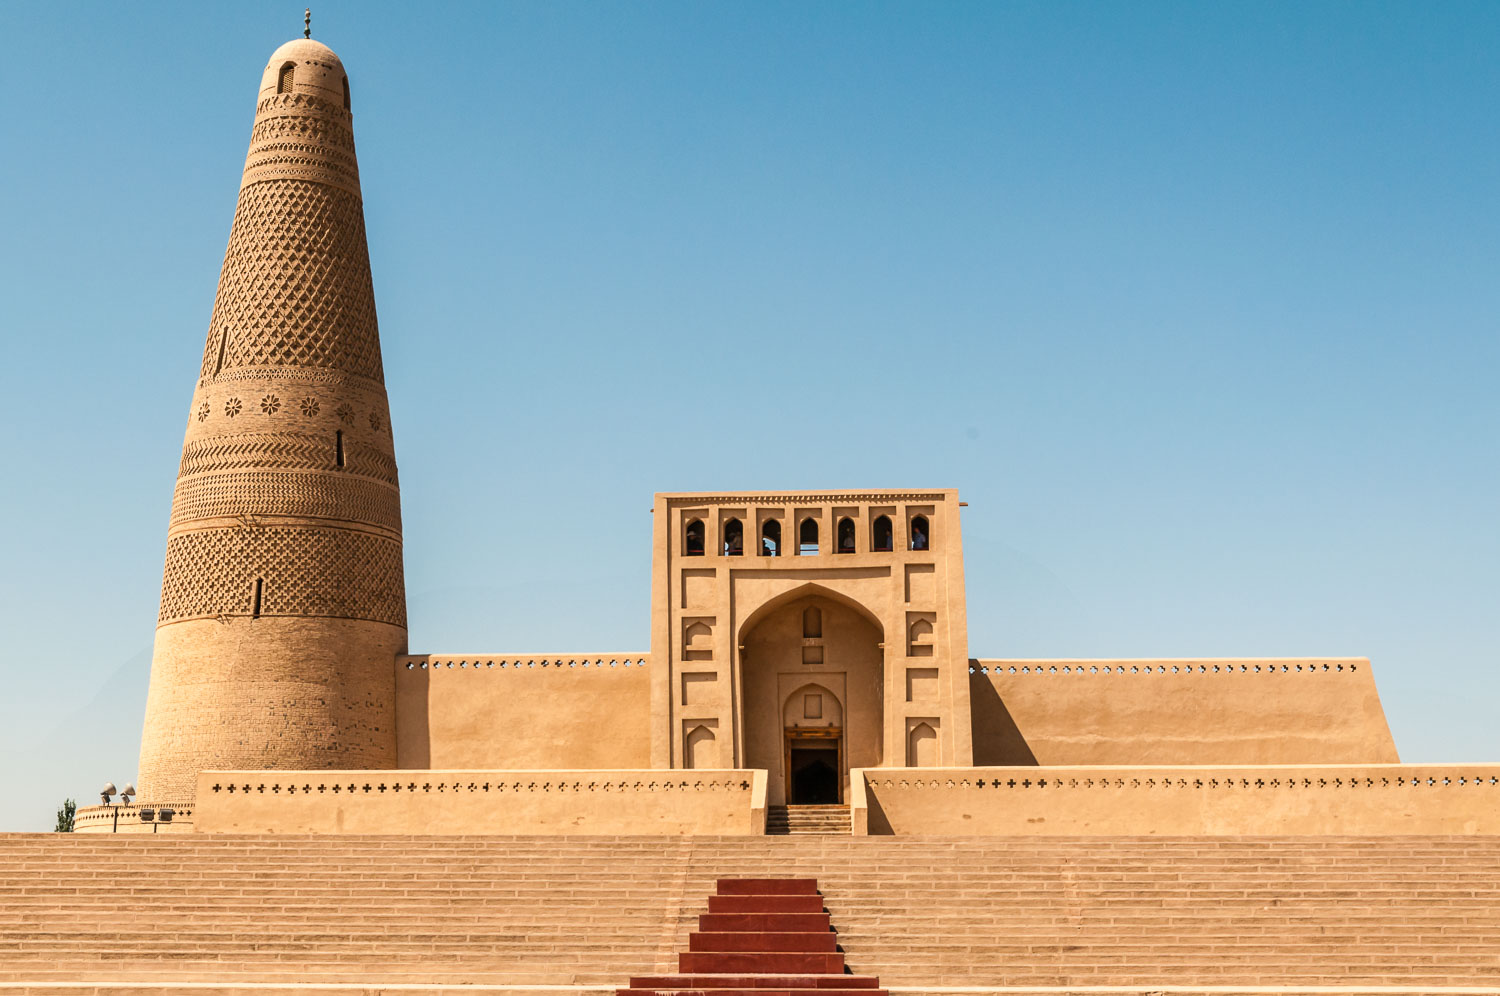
396,669,430,768
969,669,1039,766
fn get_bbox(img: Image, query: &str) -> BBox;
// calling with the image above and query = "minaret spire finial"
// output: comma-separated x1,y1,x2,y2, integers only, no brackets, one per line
304,8,311,39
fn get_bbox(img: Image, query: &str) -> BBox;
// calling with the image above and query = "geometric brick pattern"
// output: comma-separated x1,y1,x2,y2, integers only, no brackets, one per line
158,525,405,626
178,432,398,485
199,179,383,381
169,470,401,531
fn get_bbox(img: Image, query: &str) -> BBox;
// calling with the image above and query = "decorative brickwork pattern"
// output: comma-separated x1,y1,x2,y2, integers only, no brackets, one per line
971,659,1363,676
170,471,401,530
158,525,404,626
177,432,397,485
198,179,383,381
241,92,360,193
400,655,649,670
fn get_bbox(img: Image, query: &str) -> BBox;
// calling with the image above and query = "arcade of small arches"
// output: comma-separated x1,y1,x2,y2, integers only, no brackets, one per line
684,514,929,558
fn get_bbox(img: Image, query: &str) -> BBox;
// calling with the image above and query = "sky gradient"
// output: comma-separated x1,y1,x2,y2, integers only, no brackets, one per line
1,2,1496,830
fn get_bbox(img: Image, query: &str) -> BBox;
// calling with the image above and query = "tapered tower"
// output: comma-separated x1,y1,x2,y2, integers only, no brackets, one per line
137,37,404,802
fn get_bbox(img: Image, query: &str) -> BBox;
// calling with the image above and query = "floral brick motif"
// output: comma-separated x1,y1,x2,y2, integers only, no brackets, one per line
225,397,243,418
260,394,281,415
196,401,210,422
299,396,320,417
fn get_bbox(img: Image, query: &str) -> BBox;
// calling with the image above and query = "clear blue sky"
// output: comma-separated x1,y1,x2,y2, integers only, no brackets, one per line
1,2,1496,830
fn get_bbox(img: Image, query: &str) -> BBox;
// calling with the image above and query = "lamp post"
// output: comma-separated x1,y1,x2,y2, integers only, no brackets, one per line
100,782,135,833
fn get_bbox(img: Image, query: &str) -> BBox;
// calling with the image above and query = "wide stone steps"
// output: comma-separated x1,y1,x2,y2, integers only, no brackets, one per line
765,806,851,835
3,835,1500,987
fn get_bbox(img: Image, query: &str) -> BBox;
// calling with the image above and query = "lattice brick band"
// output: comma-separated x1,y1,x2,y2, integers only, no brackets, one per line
199,179,383,381
158,524,405,626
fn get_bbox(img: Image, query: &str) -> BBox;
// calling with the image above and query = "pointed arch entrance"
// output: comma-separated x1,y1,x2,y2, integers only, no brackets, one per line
739,585,883,806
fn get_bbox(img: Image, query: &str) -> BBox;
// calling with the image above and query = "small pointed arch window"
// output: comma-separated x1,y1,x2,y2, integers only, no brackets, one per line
798,518,819,556
803,606,822,639
836,517,856,554
684,519,705,556
910,515,930,551
872,515,893,552
277,62,296,94
722,517,744,556
760,519,781,557
342,76,351,110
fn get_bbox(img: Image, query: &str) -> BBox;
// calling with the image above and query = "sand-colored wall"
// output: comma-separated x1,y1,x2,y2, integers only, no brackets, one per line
970,658,1398,765
854,764,1500,835
195,769,765,834
72,801,196,834
395,655,652,770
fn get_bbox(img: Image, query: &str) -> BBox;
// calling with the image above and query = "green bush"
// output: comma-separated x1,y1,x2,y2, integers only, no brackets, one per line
54,799,76,833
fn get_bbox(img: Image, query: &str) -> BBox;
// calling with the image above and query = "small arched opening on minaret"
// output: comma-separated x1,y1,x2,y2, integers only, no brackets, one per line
277,63,296,94
251,578,263,619
342,76,350,110
335,430,345,468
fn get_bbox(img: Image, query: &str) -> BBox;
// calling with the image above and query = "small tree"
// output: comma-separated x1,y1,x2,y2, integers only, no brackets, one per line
55,799,76,833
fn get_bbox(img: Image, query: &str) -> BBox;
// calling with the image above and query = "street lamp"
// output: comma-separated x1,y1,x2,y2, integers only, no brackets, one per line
100,782,136,833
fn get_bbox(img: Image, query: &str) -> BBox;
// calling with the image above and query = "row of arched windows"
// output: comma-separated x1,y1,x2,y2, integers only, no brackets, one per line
684,515,928,557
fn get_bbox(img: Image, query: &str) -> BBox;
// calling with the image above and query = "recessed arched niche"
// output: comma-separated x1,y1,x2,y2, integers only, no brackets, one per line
907,721,938,767
684,723,716,769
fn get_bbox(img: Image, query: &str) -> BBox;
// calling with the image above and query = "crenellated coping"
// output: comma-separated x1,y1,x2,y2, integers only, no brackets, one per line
971,657,1364,676
866,766,1500,792
401,654,650,671
205,772,750,796
194,768,769,834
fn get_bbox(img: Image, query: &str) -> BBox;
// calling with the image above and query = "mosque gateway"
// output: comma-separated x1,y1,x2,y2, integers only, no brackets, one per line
79,32,1498,840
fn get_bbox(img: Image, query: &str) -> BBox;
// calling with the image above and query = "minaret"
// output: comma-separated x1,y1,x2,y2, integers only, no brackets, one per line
137,36,405,802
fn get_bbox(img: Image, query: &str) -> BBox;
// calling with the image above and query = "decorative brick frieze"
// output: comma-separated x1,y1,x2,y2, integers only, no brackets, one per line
158,524,405,626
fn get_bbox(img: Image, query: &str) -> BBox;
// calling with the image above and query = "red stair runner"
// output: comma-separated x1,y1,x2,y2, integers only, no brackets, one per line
619,877,885,996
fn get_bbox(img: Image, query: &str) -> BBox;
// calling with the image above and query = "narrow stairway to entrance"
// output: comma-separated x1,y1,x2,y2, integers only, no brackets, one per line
767,805,852,835
619,877,884,996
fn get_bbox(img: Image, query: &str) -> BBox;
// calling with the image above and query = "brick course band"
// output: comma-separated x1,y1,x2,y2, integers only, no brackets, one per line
170,469,401,531
178,431,398,485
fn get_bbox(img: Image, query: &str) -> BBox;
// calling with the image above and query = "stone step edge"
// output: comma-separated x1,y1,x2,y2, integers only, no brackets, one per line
3,986,1500,996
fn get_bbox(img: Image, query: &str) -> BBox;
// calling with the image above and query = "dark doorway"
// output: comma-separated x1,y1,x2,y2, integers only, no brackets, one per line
788,747,840,804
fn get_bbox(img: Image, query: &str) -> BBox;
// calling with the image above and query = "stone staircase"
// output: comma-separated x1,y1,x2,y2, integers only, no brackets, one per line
766,805,851,835
620,877,883,995
1,834,1499,991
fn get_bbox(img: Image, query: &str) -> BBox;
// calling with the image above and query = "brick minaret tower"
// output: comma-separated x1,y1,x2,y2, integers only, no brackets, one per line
137,36,404,802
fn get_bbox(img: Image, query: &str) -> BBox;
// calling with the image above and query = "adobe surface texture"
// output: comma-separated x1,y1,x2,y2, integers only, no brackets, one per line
3,834,1500,994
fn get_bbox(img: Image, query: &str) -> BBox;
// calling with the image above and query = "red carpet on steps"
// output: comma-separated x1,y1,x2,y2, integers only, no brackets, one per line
619,877,885,996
